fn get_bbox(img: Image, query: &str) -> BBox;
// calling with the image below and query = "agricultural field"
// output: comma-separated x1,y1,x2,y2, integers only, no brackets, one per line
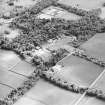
56,55,103,87
23,79,82,105
58,0,105,10
80,33,105,62
76,70,105,105
1,0,105,105
0,50,21,69
58,0,105,18
0,84,13,99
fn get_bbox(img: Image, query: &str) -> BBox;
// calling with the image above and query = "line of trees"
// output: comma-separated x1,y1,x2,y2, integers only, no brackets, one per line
73,50,105,67
42,69,87,94
42,67,105,101
53,2,102,17
52,2,88,16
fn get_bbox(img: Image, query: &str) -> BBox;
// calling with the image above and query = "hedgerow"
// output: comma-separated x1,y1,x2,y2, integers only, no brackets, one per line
53,2,102,16
73,50,105,67
53,2,88,16
42,69,87,94
42,67,105,101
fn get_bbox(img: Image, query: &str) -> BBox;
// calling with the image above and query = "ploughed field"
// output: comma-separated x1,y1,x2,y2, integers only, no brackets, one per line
1,0,105,105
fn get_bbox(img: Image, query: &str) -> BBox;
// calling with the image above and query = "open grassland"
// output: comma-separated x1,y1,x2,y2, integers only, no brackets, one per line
24,79,82,105
14,97,45,105
80,33,105,62
0,84,13,99
58,0,105,10
58,0,105,19
56,55,103,87
77,70,105,105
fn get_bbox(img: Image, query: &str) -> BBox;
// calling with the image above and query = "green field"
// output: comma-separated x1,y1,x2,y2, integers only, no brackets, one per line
14,97,44,105
56,55,103,87
80,33,105,62
0,68,27,88
78,71,105,105
0,84,12,99
0,50,21,69
77,96,105,105
25,79,82,105
58,0,105,10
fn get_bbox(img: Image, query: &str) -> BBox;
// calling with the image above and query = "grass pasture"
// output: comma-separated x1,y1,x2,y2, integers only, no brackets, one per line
25,79,82,105
80,33,105,62
0,84,12,99
0,68,27,89
58,0,105,10
99,7,105,18
0,50,21,69
14,97,45,105
56,55,103,87
77,70,105,105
